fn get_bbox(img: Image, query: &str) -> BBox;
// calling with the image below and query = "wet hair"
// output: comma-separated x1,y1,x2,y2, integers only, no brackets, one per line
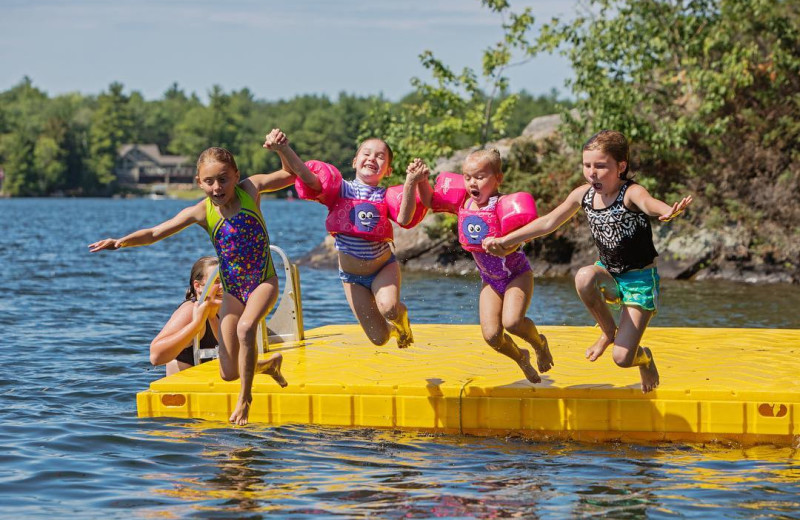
196,147,238,173
356,138,394,167
185,256,219,301
465,148,503,176
583,130,630,179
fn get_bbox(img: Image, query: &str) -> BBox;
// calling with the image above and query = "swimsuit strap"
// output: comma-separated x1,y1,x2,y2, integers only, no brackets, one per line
205,185,264,238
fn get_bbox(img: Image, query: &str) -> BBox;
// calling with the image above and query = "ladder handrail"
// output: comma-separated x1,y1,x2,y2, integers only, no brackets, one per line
192,245,304,366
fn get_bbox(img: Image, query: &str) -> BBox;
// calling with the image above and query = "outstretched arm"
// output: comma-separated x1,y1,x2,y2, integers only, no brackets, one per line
244,169,297,194
263,128,321,192
88,202,205,252
625,184,693,221
395,158,429,226
483,185,585,256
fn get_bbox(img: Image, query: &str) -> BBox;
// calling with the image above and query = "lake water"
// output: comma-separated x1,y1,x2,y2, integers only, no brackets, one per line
3,197,799,519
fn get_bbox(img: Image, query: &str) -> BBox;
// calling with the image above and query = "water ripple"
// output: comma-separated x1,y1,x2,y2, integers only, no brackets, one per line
2,198,800,518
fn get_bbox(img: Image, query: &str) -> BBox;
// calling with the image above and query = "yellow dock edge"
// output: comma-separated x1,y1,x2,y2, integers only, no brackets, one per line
137,389,800,445
136,324,800,446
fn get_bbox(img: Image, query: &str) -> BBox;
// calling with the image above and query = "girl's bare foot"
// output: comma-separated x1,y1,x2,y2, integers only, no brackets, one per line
229,395,252,426
639,347,659,393
517,349,541,384
532,334,554,373
585,332,614,362
257,352,288,388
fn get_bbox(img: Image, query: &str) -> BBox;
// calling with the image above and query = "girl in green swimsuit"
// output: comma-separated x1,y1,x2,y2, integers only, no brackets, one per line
90,136,294,425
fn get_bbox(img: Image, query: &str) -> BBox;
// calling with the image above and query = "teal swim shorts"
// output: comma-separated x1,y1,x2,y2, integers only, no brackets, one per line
596,261,660,312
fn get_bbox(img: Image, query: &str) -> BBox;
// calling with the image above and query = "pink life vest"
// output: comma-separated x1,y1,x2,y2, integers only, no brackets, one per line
431,171,538,252
294,160,427,241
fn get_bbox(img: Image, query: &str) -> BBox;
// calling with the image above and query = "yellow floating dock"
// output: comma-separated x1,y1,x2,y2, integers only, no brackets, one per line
137,325,800,445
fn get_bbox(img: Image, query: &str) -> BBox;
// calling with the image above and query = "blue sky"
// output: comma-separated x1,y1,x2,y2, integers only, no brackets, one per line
1,0,577,102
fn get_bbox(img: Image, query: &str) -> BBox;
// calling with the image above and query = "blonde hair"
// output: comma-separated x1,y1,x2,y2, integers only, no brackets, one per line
186,256,219,301
465,148,503,176
196,147,238,173
583,130,630,179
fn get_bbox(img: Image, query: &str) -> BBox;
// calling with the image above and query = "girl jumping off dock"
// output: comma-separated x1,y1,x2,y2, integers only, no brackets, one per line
484,130,692,392
89,141,292,425
264,129,427,349
415,149,554,384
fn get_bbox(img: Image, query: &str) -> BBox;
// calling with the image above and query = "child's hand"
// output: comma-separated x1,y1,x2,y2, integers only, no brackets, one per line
263,128,288,151
88,238,122,252
193,298,217,322
405,158,430,185
659,195,693,222
483,236,516,257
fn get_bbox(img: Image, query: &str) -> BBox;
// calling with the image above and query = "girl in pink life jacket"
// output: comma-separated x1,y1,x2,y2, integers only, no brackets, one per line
264,129,427,349
416,149,554,384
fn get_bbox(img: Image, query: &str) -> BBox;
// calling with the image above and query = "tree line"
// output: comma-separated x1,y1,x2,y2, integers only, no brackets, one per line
2,0,798,259
0,77,564,197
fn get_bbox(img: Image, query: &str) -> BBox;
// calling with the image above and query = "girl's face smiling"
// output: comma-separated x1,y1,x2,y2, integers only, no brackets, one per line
352,140,392,186
582,149,626,196
196,161,239,207
462,156,501,207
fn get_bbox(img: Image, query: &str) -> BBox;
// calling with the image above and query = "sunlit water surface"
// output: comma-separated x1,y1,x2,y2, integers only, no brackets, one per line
2,198,799,519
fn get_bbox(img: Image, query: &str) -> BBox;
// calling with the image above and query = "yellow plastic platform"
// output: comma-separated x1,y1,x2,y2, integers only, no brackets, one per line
137,325,800,445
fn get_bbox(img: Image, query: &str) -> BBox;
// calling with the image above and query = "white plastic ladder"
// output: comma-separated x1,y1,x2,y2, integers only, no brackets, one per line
192,245,304,366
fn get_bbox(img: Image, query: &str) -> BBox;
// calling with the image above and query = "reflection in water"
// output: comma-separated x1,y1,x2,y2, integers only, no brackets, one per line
139,425,800,518
3,199,800,519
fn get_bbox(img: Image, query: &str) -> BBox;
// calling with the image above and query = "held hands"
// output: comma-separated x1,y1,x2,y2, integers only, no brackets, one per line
263,128,289,151
482,236,517,257
88,238,123,252
405,158,430,185
659,195,693,222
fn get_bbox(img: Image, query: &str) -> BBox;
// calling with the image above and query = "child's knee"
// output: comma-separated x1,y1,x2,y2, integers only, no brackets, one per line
236,319,257,343
574,266,597,293
482,328,504,349
219,367,239,381
366,329,391,346
612,346,633,367
502,316,526,337
376,300,399,321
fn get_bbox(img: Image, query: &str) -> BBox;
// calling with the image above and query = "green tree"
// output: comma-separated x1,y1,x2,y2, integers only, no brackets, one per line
0,77,49,195
360,0,540,182
33,135,66,193
88,82,133,188
536,0,800,209
172,85,239,163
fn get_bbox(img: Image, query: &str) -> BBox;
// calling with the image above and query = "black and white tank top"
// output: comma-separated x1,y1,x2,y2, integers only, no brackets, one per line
581,181,658,274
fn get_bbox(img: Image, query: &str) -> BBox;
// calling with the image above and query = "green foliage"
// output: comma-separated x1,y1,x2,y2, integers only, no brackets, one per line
536,0,800,231
359,1,542,184
0,79,381,196
88,82,134,188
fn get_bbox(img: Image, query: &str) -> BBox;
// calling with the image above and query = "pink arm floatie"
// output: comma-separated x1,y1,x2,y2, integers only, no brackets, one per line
498,192,538,235
431,171,467,214
294,160,342,207
385,185,428,229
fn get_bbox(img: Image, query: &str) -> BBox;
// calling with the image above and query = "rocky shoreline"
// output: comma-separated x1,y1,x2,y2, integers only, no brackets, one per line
297,214,799,285
297,113,798,285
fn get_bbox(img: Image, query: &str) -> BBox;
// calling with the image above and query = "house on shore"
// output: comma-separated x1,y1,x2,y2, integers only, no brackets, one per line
115,144,195,188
